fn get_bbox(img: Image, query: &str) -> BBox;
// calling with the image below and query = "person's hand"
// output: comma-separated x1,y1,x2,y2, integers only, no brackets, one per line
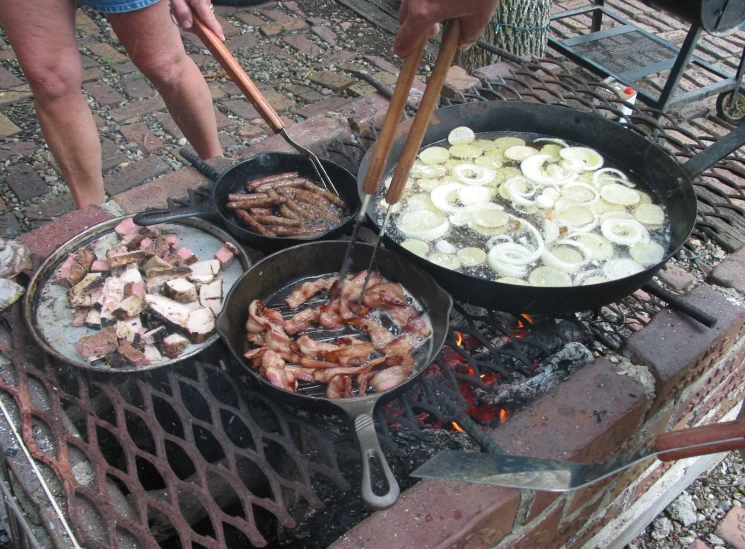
394,0,500,57
169,0,226,41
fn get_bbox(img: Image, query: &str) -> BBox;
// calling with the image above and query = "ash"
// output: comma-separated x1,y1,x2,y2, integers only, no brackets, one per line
474,342,593,412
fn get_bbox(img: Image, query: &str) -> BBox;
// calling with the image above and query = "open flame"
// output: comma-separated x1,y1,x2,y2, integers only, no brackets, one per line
512,315,536,339
454,331,463,347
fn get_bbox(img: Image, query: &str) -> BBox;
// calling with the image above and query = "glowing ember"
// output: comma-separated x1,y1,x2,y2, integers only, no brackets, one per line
451,421,464,432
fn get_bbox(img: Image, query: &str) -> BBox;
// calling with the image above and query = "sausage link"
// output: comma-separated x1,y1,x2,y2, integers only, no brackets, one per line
301,180,347,208
245,172,299,191
249,208,273,217
235,210,276,236
227,197,285,210
283,198,316,221
227,192,268,202
254,215,303,227
279,204,300,220
254,179,305,193
293,192,343,223
268,225,326,237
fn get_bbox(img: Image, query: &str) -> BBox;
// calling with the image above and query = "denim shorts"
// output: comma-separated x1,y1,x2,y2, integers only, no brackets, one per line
83,0,160,14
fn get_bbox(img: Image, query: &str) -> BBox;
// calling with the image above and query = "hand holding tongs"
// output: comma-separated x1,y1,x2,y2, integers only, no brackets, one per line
337,20,463,296
189,11,339,196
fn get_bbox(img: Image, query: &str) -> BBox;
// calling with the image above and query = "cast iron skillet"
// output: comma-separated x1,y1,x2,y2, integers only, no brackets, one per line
216,241,453,510
133,152,361,252
358,101,727,315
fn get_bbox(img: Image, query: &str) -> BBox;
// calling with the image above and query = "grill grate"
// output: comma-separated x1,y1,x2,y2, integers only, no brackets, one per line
571,31,678,75
0,53,737,548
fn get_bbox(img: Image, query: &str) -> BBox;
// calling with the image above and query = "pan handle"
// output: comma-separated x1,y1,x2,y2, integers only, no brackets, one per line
354,411,401,510
682,123,745,179
342,398,400,510
179,148,222,181
132,193,217,226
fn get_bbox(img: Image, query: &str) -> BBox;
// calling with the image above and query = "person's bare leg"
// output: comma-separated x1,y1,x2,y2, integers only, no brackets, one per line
0,0,104,208
108,2,222,159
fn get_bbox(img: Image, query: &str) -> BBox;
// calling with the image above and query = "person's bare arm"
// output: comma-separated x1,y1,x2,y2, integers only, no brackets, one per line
169,0,226,41
394,0,499,57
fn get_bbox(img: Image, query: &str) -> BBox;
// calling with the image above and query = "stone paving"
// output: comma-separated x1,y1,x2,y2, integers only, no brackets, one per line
0,0,742,241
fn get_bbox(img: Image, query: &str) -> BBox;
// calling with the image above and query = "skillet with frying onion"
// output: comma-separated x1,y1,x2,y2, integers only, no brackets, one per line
357,101,725,315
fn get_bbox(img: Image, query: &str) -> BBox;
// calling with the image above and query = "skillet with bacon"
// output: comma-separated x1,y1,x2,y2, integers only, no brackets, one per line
243,270,432,398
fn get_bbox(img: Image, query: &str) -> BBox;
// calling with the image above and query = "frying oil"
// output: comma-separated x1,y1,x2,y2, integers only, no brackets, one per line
375,131,672,285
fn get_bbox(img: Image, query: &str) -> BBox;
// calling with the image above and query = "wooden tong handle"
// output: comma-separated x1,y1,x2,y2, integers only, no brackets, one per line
361,38,427,195
386,20,461,206
191,13,285,133
656,419,745,461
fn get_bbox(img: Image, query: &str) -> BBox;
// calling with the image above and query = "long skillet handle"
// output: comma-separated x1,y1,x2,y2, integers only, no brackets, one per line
385,20,461,205
655,419,745,461
361,38,427,195
190,13,285,133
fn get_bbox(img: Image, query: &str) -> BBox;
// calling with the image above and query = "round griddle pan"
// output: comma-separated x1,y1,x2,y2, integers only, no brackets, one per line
358,101,706,315
25,215,250,373
216,241,453,510
133,152,361,253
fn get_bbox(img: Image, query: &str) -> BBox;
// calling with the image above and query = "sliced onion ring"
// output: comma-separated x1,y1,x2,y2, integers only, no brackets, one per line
601,218,646,246
541,239,592,273
521,154,578,186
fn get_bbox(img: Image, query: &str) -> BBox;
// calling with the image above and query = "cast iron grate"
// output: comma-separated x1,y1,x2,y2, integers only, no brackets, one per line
0,55,727,548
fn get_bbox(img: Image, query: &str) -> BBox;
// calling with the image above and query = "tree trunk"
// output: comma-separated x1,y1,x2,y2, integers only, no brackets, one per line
455,0,552,72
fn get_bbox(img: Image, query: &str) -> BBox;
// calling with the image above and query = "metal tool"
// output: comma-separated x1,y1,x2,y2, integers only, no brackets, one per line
411,419,745,491
334,36,428,297
190,12,339,195
359,20,462,301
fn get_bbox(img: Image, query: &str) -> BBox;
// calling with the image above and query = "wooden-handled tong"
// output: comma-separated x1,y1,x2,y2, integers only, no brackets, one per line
189,12,339,195
357,20,463,297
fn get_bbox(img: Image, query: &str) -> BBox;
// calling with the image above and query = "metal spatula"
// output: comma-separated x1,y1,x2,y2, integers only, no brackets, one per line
411,419,745,491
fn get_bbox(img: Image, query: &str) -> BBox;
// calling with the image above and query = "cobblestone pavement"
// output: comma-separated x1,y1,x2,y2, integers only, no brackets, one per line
0,0,742,238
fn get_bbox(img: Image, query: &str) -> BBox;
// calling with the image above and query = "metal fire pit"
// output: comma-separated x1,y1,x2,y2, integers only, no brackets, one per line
0,54,741,548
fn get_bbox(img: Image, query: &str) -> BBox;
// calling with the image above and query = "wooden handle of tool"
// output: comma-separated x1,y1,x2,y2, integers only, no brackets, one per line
360,38,427,195
655,419,745,461
191,14,285,133
386,20,461,205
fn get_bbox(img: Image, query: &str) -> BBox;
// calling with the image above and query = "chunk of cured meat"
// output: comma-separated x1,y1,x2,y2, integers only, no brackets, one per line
56,254,88,288
159,333,190,358
285,276,337,309
72,308,88,327
118,340,150,367
404,313,432,337
175,247,198,265
295,335,339,357
164,278,198,303
382,333,420,357
284,308,319,335
246,300,284,333
347,317,395,349
75,326,118,361
259,350,295,391
317,304,343,329
318,342,375,368
185,307,216,343
188,260,220,284
114,218,140,237
361,282,406,308
326,375,353,399
214,242,239,270
199,278,223,315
